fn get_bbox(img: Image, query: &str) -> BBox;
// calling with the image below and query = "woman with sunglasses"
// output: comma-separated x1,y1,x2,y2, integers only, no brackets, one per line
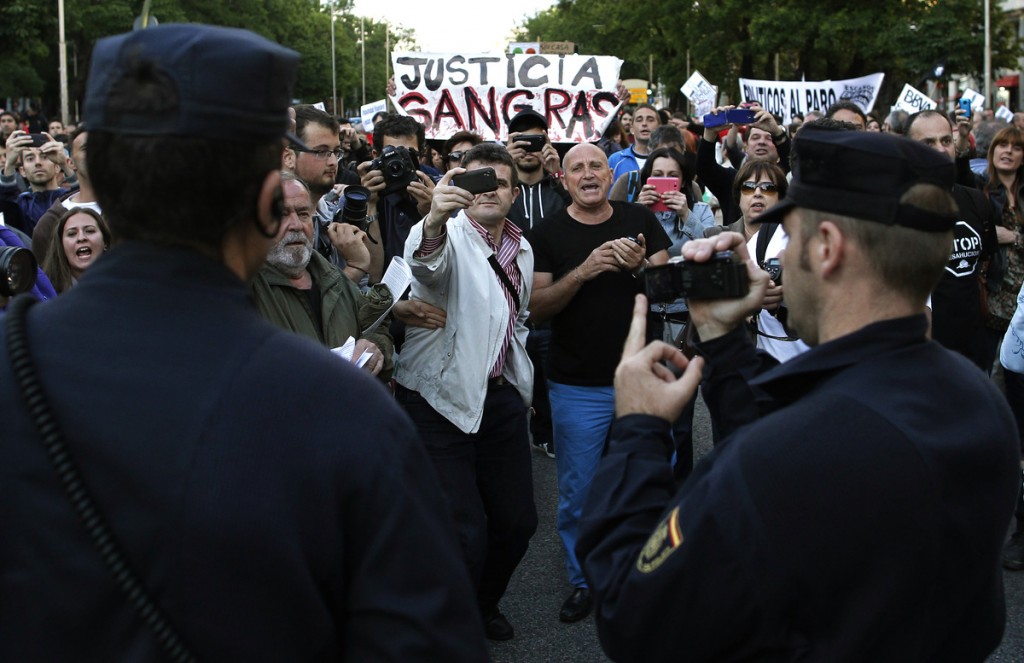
730,158,810,364
440,131,482,172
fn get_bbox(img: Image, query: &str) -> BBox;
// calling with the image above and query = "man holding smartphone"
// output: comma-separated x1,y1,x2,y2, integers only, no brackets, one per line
0,130,73,234
395,143,538,642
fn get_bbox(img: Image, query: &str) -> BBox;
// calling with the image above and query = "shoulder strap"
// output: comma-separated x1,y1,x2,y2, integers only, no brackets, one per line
5,296,197,663
756,222,779,265
487,255,520,310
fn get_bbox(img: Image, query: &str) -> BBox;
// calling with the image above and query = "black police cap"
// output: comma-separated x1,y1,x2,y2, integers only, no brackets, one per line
757,125,957,232
84,24,306,148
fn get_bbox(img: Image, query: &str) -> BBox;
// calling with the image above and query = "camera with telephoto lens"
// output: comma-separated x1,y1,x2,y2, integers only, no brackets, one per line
0,246,39,297
369,145,419,195
642,251,749,303
332,185,372,231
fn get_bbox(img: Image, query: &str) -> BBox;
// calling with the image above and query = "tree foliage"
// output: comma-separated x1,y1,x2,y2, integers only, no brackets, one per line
518,0,1023,109
0,0,414,120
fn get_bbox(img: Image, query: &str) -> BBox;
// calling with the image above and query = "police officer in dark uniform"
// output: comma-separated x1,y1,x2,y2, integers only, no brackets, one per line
0,24,488,661
577,127,1020,662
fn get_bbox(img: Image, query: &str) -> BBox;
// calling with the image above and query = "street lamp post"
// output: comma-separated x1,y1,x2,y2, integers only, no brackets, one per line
330,3,338,115
58,0,69,125
361,16,366,106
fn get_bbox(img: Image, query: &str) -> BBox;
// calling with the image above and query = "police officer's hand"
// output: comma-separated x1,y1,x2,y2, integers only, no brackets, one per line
393,298,447,329
614,294,704,421
425,168,474,236
682,231,770,341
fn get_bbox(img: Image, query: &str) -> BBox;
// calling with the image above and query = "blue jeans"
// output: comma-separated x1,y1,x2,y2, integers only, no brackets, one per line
548,381,615,588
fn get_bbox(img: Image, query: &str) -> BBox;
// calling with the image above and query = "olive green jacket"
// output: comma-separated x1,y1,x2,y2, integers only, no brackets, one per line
252,252,395,380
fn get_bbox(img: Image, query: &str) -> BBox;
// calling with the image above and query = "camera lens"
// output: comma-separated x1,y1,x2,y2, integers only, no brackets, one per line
339,185,371,230
0,246,39,297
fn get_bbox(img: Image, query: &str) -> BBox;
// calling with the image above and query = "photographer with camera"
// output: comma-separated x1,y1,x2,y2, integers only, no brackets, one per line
576,127,1019,663
358,114,438,273
505,109,569,233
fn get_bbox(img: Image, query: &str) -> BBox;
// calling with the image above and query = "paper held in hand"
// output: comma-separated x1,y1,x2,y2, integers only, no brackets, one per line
331,337,372,368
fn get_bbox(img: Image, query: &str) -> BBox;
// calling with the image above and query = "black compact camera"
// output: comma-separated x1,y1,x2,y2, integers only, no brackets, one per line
0,246,39,297
370,145,419,195
643,251,749,303
761,257,782,285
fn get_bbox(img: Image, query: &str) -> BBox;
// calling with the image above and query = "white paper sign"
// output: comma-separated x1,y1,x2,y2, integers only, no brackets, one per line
738,73,885,126
360,99,388,133
681,71,717,117
961,88,986,110
894,83,937,114
389,52,624,142
312,102,326,112
997,105,1014,123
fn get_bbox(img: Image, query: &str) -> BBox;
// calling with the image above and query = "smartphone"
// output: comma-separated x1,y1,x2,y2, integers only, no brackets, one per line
28,133,47,147
726,108,757,125
959,98,972,120
452,167,498,195
647,177,680,213
518,134,546,152
703,112,728,128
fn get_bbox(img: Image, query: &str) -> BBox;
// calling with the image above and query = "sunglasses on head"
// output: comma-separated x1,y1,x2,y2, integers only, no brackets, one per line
447,151,465,163
740,181,779,194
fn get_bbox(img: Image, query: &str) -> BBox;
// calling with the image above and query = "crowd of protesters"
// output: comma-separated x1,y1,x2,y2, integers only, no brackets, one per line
3,41,1024,660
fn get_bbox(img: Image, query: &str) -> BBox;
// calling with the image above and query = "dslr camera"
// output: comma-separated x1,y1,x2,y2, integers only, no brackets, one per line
0,246,39,297
370,145,419,195
642,251,749,303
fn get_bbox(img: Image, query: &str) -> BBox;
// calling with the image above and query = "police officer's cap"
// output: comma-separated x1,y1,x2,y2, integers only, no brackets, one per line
84,24,307,148
757,125,957,232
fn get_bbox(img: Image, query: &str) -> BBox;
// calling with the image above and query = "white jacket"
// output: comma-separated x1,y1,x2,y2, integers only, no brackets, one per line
395,212,534,433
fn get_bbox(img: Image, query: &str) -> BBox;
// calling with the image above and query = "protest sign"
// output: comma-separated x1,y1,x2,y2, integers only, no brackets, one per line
738,73,884,126
312,102,326,112
390,52,624,143
360,99,388,133
894,83,936,114
997,105,1014,123
681,71,717,117
960,88,986,110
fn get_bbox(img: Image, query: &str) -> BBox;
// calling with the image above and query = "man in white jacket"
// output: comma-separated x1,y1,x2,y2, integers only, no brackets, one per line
395,143,537,642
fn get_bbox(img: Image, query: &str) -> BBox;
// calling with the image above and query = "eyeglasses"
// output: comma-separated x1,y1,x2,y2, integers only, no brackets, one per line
447,151,465,163
294,146,344,160
740,181,779,195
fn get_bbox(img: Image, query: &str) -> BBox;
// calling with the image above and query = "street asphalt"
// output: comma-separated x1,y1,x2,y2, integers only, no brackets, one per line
491,395,1024,662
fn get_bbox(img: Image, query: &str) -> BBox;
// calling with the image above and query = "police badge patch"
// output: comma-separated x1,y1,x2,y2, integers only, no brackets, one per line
636,506,684,573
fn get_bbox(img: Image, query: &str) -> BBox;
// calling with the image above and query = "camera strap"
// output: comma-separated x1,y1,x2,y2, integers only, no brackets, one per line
4,295,197,663
487,254,520,310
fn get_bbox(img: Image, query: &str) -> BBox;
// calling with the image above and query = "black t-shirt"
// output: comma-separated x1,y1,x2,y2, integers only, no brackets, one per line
529,201,672,386
932,184,997,364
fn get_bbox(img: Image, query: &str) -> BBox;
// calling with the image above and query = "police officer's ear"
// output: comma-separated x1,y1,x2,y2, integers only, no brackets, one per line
254,170,284,239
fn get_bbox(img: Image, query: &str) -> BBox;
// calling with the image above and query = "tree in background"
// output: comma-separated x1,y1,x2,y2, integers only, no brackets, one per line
0,0,414,121
518,0,1023,110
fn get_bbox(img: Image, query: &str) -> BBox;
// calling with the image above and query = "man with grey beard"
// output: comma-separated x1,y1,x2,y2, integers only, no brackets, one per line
252,171,394,379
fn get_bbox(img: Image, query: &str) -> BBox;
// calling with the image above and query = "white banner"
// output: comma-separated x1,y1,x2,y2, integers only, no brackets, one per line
389,52,624,143
681,71,717,117
960,88,986,110
894,83,936,114
738,73,885,126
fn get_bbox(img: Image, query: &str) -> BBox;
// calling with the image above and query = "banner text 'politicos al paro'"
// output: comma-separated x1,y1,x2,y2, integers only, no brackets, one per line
738,73,885,126
389,53,623,143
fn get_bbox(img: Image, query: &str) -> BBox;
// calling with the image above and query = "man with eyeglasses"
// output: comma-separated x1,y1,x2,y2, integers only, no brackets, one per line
285,105,374,282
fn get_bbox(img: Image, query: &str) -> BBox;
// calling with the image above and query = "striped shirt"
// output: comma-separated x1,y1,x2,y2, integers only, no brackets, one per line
416,217,522,378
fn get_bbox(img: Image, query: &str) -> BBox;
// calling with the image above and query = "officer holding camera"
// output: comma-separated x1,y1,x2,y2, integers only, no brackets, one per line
577,127,1019,662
